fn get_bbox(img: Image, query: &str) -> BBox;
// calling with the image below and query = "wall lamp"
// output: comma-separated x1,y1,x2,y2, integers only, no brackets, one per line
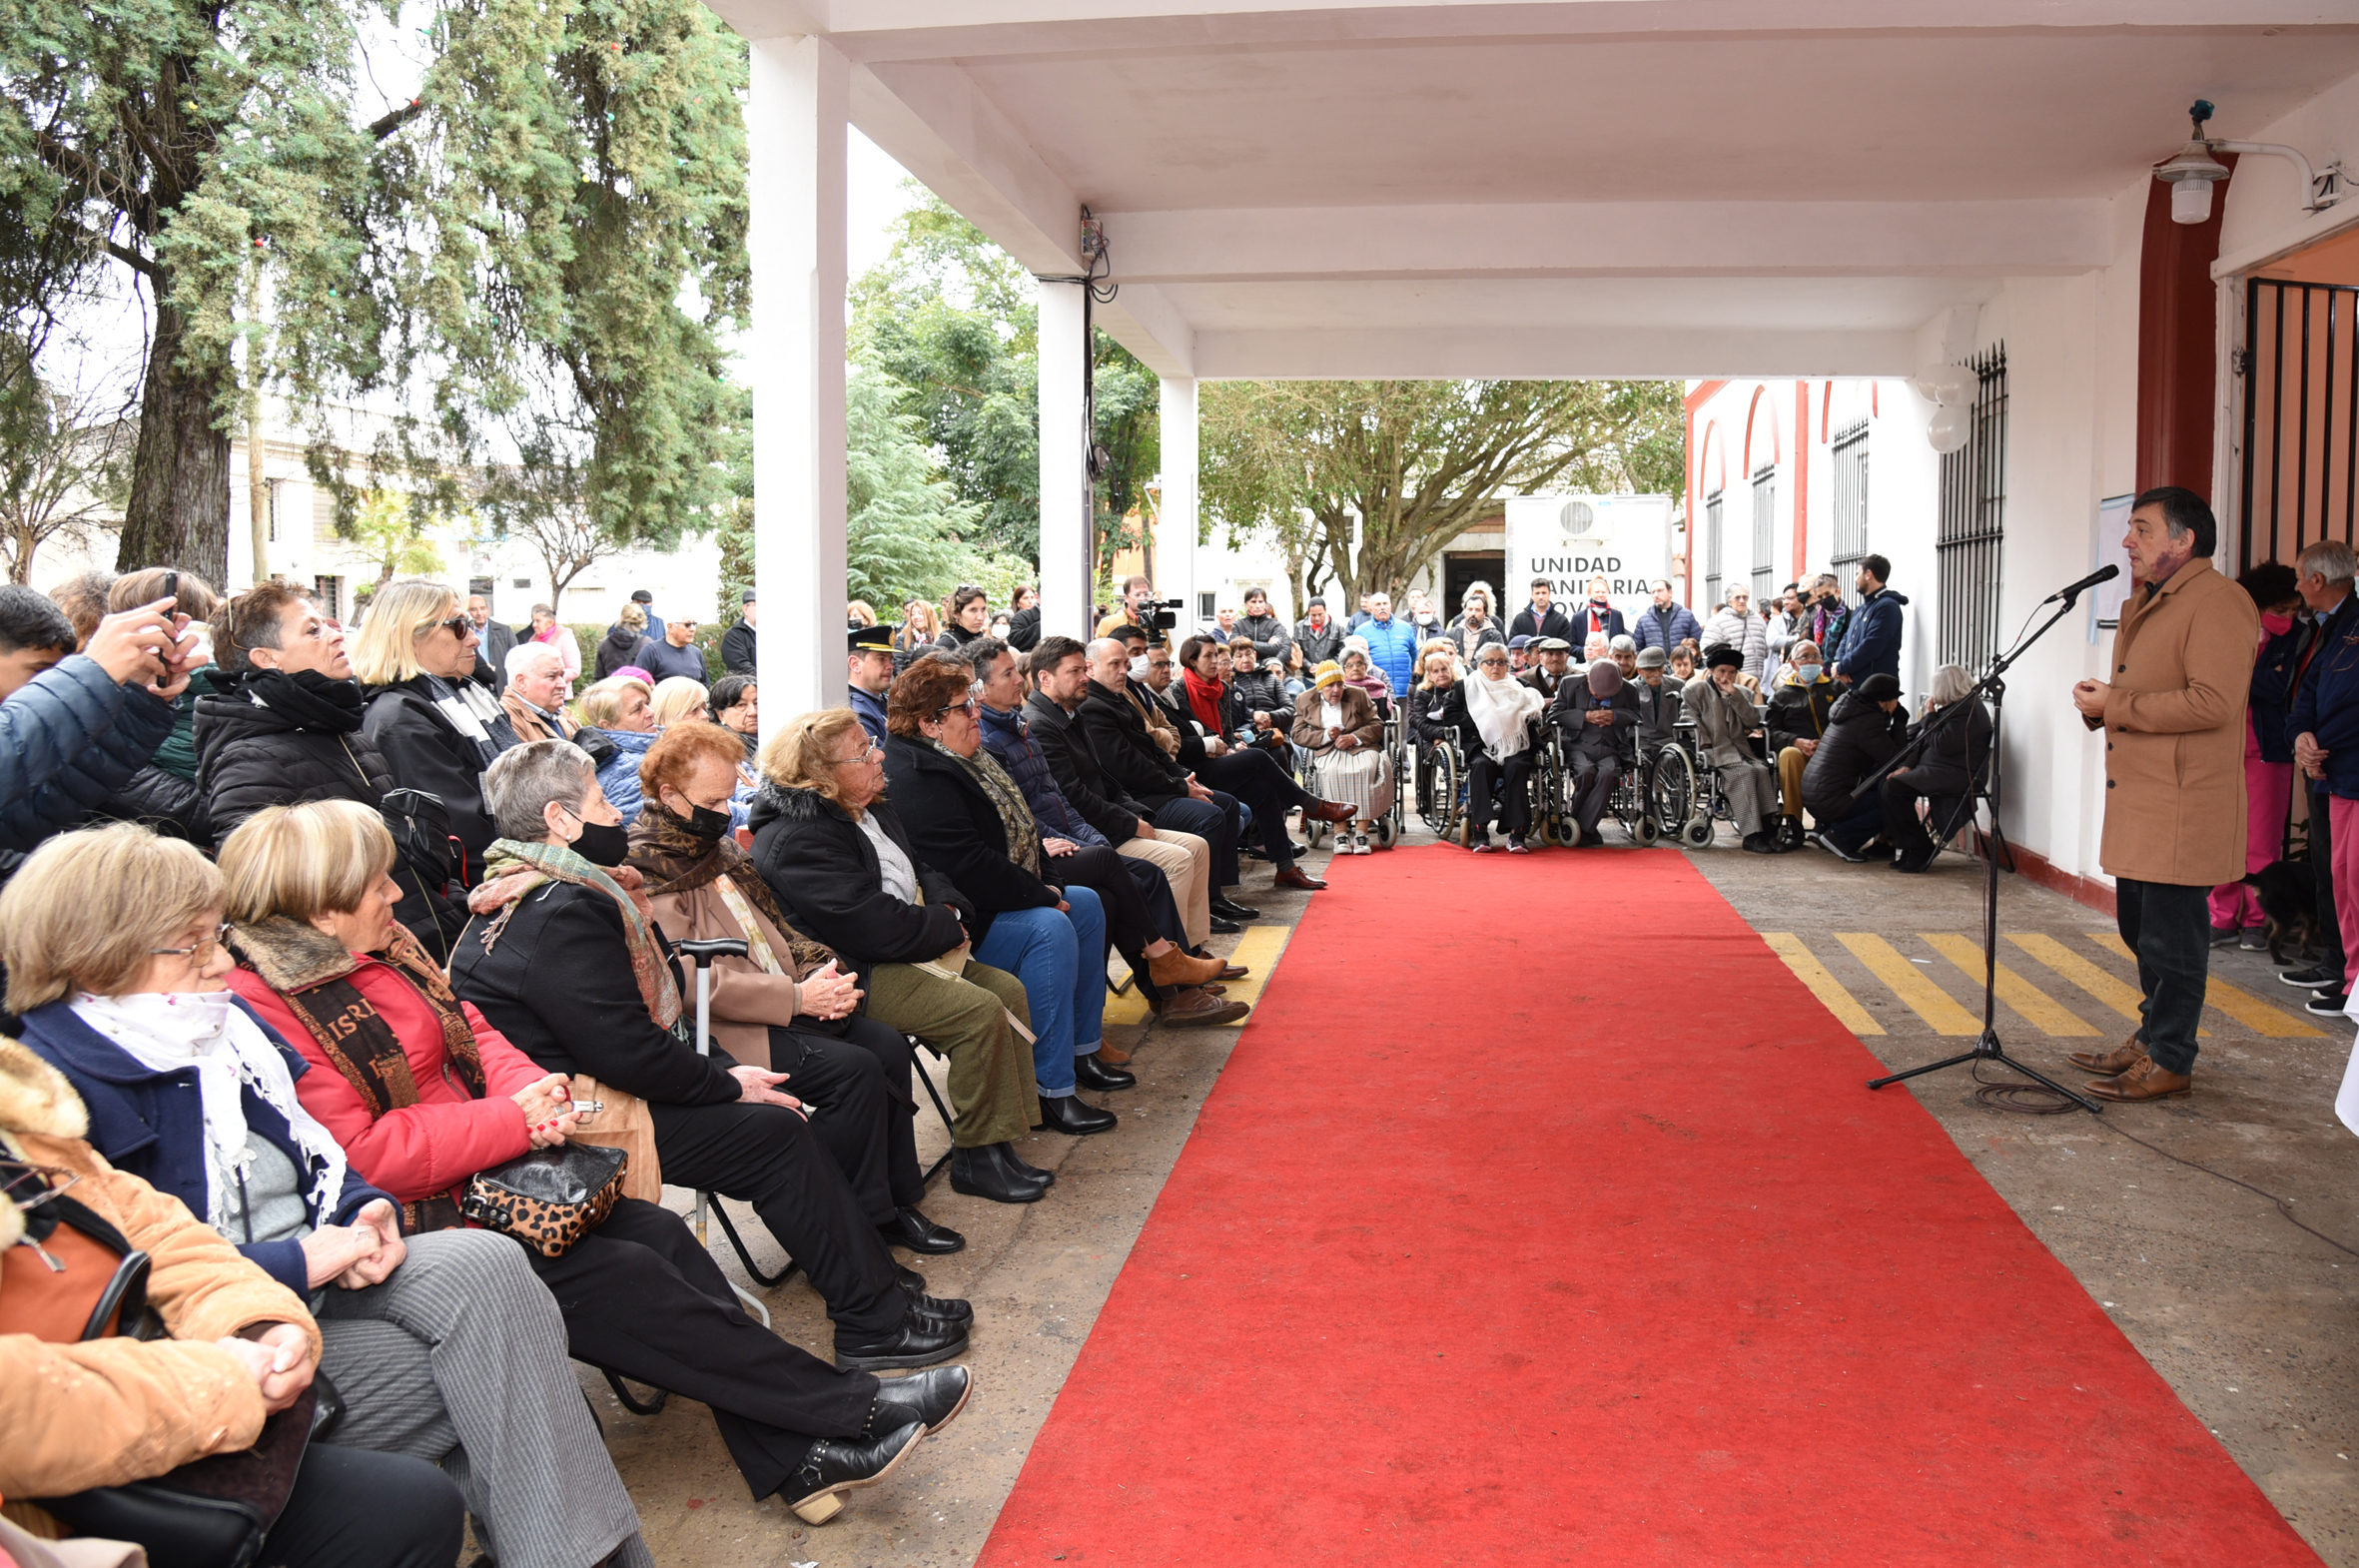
2155,100,2346,226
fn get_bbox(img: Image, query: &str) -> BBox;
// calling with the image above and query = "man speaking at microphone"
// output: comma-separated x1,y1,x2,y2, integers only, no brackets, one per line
2067,486,2257,1103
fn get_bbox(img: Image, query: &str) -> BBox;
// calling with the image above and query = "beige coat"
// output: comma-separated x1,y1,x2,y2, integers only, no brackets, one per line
645,877,836,1071
2096,555,2258,886
1287,684,1381,752
0,1042,322,1500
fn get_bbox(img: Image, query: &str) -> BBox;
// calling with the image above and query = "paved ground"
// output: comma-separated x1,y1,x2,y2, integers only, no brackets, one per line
597,821,2359,1568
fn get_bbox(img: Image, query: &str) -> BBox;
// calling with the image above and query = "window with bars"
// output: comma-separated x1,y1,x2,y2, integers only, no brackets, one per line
1937,347,2008,674
1703,488,1725,609
313,575,343,621
1750,464,1776,607
1829,420,1870,594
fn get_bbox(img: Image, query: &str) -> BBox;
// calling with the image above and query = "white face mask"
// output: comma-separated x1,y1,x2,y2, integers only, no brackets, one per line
1129,654,1151,680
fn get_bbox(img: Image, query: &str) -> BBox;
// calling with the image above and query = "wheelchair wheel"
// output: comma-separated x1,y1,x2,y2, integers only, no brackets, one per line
1417,744,1462,841
1303,818,1329,849
1681,815,1716,848
1372,817,1395,849
1634,812,1663,847
1651,742,1697,834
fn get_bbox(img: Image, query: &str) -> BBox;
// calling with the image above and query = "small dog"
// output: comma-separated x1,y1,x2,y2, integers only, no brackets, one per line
2244,858,2320,965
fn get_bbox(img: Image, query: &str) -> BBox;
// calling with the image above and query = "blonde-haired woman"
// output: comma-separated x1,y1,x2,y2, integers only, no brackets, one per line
353,578,514,875
746,709,1048,1203
647,674,711,728
575,674,659,821
217,800,959,1524
895,599,940,653
595,602,648,680
2,823,654,1568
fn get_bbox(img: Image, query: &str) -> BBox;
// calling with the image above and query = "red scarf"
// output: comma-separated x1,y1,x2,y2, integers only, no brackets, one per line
1181,667,1227,733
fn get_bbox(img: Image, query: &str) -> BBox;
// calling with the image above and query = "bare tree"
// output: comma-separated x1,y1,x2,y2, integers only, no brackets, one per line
480,452,622,620
0,352,134,582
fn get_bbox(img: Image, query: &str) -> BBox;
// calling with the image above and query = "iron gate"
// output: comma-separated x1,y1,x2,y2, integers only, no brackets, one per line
1936,346,2007,674
1703,488,1725,609
1750,464,1776,608
2241,278,2359,569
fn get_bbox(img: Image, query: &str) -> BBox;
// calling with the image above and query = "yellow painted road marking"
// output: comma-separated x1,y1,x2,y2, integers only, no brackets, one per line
1103,924,1292,1028
2083,933,2323,1038
1762,932,1885,1035
1835,934,1983,1035
1919,932,2099,1037
2004,932,2207,1037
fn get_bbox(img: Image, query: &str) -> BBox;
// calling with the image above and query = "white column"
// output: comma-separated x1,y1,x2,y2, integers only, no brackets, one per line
1158,377,1197,633
745,35,847,731
1037,279,1091,639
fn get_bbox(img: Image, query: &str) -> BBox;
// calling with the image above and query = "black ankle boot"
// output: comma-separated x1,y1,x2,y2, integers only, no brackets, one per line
866,1365,972,1438
1072,1054,1136,1091
781,1421,925,1523
950,1143,1048,1203
1033,1094,1118,1135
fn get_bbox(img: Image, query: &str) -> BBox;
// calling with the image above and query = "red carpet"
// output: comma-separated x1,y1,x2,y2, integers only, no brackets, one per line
975,847,2321,1566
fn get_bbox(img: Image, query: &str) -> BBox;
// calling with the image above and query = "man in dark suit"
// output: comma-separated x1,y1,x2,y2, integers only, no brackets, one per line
1509,577,1575,644
466,593,516,689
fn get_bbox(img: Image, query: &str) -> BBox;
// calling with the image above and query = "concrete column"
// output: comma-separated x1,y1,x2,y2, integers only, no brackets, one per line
745,35,847,730
1157,377,1197,635
1038,279,1091,639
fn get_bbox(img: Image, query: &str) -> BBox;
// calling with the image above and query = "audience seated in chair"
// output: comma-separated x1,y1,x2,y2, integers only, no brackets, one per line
353,579,515,877
573,676,659,823
446,740,969,1372
746,710,1053,1206
1459,643,1545,853
1550,656,1638,846
1290,662,1389,855
1765,639,1838,851
1,823,656,1568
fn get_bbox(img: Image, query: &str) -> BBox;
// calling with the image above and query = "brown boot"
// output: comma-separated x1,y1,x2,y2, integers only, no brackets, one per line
1094,1040,1135,1066
1146,946,1225,989
2066,1037,2146,1076
2085,1056,2191,1103
1155,987,1251,1028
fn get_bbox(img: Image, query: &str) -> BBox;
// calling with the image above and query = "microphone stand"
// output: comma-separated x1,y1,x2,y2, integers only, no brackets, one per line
1863,584,2104,1115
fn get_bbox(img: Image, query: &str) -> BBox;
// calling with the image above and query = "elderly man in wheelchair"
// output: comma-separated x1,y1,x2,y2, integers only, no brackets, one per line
1680,643,1782,854
1547,656,1639,847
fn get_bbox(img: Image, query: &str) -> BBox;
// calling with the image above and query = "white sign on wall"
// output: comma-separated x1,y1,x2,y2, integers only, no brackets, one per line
1504,493,1677,628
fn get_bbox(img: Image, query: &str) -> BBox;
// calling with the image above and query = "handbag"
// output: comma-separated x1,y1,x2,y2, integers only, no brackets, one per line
4,1159,333,1568
378,786,456,888
563,1075,663,1202
459,1142,626,1257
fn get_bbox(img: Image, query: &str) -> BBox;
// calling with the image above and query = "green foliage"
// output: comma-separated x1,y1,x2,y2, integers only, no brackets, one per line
345,490,444,585
1200,379,1686,608
850,189,1158,589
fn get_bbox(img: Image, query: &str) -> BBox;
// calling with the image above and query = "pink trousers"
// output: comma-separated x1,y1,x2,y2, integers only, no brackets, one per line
2210,746,2291,931
2332,795,2359,971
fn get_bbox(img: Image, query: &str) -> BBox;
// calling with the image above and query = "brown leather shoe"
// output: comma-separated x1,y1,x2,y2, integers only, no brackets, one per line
1216,963,1248,981
2085,1057,2191,1102
1303,799,1356,823
1146,946,1226,988
1272,866,1326,891
2066,1037,2146,1076
1156,987,1251,1028
1093,1040,1134,1066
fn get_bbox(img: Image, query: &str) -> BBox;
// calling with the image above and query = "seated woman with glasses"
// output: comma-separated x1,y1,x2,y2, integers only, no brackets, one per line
446,741,970,1371
625,721,967,1256
880,656,1122,1138
212,799,963,1524
2,823,656,1568
748,709,1051,1204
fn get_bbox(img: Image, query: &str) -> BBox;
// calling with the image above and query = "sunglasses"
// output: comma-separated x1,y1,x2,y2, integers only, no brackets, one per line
432,613,473,638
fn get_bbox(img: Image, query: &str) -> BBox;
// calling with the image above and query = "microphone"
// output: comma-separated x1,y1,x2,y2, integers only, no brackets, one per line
2045,563,2119,604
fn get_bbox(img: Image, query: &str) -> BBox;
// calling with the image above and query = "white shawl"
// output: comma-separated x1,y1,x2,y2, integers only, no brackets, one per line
1464,671,1543,761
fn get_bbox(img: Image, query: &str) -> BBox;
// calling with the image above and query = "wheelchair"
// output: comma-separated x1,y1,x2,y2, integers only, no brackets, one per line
1295,715,1402,851
1411,725,1470,843
1650,718,1743,849
1538,726,1661,847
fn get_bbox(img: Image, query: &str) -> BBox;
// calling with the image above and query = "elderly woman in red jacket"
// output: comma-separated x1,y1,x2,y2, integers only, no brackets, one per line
216,799,965,1527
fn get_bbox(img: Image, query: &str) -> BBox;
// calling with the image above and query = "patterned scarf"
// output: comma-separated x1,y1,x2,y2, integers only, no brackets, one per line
241,920,484,1232
469,838,681,1028
625,801,837,980
938,740,1042,876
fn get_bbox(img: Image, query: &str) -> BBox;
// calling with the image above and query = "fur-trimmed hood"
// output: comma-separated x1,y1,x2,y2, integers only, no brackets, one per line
0,1038,89,1250
229,915,362,993
746,778,851,833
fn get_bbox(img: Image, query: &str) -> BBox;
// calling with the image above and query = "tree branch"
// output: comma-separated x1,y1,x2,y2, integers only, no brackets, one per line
368,100,427,142
104,238,161,279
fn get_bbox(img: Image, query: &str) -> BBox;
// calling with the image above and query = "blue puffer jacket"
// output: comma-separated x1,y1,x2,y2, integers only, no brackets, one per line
0,654,177,858
17,998,400,1299
595,726,659,822
1833,588,1909,685
978,702,1110,848
1356,615,1421,699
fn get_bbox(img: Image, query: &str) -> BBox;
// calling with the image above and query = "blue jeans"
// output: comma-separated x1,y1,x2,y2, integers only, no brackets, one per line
974,888,1107,1098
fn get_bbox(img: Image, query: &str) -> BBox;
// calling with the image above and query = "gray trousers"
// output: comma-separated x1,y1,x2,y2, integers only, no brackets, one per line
317,1228,652,1568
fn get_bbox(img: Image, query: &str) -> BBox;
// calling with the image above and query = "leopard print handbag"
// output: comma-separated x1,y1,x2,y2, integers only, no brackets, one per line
459,1144,627,1258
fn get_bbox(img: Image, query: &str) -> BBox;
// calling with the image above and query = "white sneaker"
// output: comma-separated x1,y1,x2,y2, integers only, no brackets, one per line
1353,833,1371,854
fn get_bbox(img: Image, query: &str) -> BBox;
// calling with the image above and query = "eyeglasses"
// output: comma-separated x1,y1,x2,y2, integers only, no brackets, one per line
935,697,980,720
833,741,883,767
149,923,232,965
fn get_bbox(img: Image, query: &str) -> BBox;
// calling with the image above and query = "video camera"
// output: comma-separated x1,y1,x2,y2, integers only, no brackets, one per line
1139,595,1184,634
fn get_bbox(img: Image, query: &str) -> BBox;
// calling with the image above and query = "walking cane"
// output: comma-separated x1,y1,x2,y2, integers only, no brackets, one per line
673,937,768,1324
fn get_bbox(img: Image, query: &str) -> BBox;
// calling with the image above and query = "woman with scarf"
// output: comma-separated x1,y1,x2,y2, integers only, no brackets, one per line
879,658,1124,1139
525,602,582,688
446,741,970,1373
625,721,966,1255
216,799,965,1525
354,578,517,881
1340,643,1394,718
2,823,652,1568
1290,662,1390,856
1460,642,1546,852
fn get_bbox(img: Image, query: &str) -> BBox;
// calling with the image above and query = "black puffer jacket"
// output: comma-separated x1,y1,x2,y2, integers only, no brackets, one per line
1801,690,1911,821
1765,675,1839,755
593,624,642,680
1894,697,1992,800
85,765,210,844
747,783,976,985
360,677,497,876
880,736,1063,952
195,676,464,952
1409,681,1482,751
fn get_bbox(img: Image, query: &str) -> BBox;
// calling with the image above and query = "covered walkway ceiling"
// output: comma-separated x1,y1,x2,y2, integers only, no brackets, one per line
708,0,2359,379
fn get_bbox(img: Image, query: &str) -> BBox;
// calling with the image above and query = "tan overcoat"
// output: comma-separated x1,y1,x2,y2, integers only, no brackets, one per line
2096,556,2258,886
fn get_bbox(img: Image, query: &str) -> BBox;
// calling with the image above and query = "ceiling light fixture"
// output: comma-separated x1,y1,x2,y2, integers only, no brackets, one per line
2155,100,2346,226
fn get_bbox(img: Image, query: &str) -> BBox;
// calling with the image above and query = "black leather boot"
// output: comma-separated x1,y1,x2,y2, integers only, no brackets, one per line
781,1420,925,1524
950,1143,1048,1203
866,1365,972,1438
1034,1093,1119,1134
1072,1054,1136,1092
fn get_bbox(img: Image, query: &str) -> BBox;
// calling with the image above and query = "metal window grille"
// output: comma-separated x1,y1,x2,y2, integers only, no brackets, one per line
1750,464,1776,607
2240,278,2359,568
1703,487,1725,609
1829,420,1870,592
1936,347,2008,673
312,575,343,621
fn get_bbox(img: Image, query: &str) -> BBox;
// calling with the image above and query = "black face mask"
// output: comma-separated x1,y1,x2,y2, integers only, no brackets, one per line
684,804,732,841
571,818,630,867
